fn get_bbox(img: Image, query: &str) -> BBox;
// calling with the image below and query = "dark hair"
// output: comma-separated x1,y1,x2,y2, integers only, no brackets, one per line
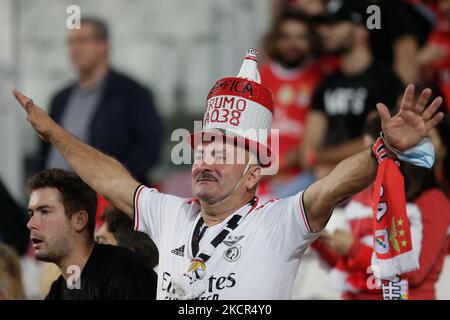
362,110,381,140
81,17,109,41
264,9,318,60
101,209,159,269
437,113,450,194
401,163,439,202
27,169,97,242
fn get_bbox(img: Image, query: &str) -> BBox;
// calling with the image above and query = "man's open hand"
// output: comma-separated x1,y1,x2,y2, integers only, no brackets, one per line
13,90,55,142
377,84,444,152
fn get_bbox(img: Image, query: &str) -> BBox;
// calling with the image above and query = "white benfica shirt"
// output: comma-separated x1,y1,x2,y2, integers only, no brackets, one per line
133,185,320,300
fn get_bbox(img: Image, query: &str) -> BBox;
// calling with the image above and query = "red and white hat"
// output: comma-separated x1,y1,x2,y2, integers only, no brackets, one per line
189,49,275,167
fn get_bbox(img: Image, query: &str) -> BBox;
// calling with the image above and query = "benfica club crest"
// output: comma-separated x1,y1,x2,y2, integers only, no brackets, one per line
375,229,390,254
224,245,241,262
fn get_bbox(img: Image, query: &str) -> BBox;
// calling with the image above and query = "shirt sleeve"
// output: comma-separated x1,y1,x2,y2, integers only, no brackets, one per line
346,240,374,272
133,184,185,246
259,191,322,258
404,202,449,286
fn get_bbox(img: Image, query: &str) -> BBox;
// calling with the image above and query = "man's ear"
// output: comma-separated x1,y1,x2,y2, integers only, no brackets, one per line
245,165,262,190
70,211,89,233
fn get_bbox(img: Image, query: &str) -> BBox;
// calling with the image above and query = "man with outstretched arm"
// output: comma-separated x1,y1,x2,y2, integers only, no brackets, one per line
13,50,443,300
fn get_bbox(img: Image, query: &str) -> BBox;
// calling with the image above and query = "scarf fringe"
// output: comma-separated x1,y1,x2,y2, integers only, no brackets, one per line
371,251,419,279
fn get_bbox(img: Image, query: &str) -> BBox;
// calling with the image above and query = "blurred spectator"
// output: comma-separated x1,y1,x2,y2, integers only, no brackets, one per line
34,17,163,185
271,0,327,19
259,10,325,198
435,115,450,255
436,114,450,196
27,169,157,299
313,112,450,299
0,179,29,256
291,0,327,16
0,244,26,300
368,0,434,84
300,0,403,182
96,208,159,270
417,0,450,112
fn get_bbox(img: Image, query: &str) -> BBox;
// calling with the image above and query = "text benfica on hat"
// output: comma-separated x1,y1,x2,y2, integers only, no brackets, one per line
189,49,275,167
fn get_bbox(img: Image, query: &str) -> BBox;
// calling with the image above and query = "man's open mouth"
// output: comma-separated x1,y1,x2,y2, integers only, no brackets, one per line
31,237,44,245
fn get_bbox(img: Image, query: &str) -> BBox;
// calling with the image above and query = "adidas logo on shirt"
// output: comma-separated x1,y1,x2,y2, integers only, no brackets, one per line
171,245,185,257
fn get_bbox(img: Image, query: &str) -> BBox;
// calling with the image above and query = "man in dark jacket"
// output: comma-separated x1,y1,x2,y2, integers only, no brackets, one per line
0,180,29,256
35,17,163,184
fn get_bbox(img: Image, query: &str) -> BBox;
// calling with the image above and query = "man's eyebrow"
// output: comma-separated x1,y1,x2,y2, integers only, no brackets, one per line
28,205,53,213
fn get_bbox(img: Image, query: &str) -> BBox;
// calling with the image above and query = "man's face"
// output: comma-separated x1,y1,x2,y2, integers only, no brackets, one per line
318,20,354,54
27,188,73,263
95,222,118,245
191,141,249,203
67,22,107,74
276,20,311,68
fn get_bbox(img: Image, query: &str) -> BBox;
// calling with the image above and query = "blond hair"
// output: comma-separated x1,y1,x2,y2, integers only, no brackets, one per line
0,244,26,300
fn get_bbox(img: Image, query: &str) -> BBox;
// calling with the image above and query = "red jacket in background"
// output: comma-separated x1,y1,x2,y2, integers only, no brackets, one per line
258,60,325,197
423,19,450,112
313,187,450,299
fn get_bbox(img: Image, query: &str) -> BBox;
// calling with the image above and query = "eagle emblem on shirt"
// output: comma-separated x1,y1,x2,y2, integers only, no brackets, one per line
223,235,244,247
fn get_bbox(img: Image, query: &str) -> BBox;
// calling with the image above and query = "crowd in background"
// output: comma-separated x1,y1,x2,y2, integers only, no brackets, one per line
1,0,450,299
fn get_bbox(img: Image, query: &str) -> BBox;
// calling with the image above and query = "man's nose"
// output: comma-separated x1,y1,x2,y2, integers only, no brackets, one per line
27,215,38,231
193,163,208,176
193,160,215,178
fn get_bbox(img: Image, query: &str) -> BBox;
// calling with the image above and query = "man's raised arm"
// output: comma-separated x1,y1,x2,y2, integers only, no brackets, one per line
303,85,444,232
13,90,139,218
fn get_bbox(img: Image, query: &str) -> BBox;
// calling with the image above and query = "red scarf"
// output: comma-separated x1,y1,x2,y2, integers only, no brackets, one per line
371,137,419,299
